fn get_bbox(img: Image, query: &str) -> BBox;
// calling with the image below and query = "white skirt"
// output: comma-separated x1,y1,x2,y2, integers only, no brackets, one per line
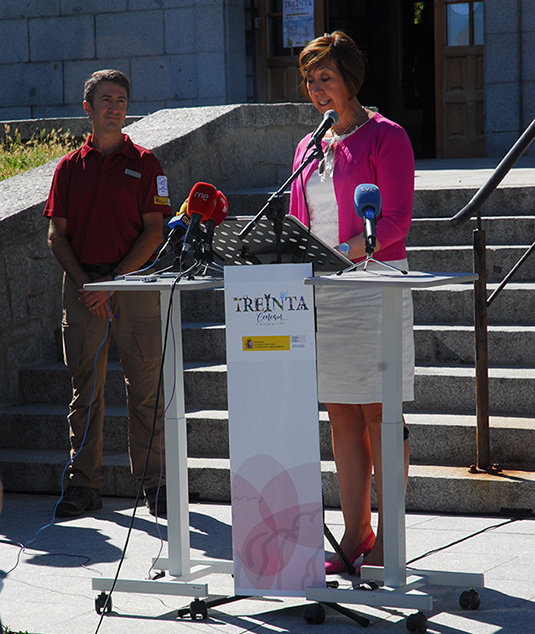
315,259,415,404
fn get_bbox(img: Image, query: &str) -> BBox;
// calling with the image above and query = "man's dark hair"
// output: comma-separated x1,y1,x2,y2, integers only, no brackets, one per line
83,69,132,106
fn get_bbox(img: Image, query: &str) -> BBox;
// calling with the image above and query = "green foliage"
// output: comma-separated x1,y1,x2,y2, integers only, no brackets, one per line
0,124,84,182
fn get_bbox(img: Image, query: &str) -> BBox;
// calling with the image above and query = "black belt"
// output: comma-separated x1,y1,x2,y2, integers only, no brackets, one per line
82,261,154,277
82,263,117,277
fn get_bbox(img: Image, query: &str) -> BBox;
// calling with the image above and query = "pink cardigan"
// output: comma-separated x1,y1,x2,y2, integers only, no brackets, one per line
289,113,415,262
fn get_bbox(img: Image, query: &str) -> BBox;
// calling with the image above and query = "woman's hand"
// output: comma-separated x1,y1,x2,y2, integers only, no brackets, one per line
337,234,381,261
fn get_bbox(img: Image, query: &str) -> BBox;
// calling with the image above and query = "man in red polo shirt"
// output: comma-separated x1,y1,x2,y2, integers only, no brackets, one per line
44,70,171,517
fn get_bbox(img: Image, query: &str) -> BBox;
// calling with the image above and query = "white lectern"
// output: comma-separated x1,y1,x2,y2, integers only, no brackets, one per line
85,275,233,605
305,269,484,614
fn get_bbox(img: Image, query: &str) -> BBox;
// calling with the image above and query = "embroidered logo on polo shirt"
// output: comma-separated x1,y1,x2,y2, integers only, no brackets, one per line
154,196,171,206
157,175,169,197
124,168,141,178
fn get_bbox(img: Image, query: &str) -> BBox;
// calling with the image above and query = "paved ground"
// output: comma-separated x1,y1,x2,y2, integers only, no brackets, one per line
1,492,534,634
414,155,535,189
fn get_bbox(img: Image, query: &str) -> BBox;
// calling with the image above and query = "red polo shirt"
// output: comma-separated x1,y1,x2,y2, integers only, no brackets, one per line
44,134,172,265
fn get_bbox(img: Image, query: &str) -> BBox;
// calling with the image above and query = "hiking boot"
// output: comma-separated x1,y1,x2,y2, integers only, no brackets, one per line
56,486,102,517
144,486,167,517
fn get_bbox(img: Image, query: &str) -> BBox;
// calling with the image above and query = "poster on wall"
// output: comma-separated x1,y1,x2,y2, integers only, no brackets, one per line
224,263,325,597
283,0,315,48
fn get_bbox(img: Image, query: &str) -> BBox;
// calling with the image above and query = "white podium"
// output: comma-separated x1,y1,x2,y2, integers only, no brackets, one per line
84,275,233,605
304,269,484,613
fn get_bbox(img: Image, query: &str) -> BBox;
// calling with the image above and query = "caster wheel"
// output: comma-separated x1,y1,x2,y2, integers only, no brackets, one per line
95,592,112,614
326,580,339,589
406,611,427,633
303,602,326,624
190,599,208,620
460,588,480,610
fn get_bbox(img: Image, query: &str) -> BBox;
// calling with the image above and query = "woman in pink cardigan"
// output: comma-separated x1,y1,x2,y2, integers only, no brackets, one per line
289,31,415,574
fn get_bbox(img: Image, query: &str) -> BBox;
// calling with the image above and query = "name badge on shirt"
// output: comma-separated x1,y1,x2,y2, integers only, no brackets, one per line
125,168,141,179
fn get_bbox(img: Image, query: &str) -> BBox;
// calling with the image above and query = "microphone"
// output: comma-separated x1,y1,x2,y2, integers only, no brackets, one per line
181,182,218,260
354,183,381,256
203,191,228,248
306,109,340,149
157,212,190,258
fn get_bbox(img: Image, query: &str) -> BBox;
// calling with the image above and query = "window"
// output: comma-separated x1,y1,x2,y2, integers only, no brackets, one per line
446,0,484,47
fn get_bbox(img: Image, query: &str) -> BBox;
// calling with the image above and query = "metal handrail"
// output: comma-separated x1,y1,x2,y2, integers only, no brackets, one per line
449,117,535,472
451,116,535,227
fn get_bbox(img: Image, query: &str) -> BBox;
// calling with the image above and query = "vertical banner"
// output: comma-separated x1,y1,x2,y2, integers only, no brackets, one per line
225,263,325,597
283,0,315,48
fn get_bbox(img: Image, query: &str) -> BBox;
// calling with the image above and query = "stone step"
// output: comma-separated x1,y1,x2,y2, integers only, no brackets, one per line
412,282,535,326
182,322,226,362
183,322,535,366
1,401,532,473
408,244,535,283
225,186,535,219
412,186,535,218
17,359,535,416
1,448,534,515
410,365,535,416
414,324,535,366
180,288,225,323
184,362,535,416
19,361,128,406
187,410,535,471
2,406,533,471
181,282,535,327
408,216,535,247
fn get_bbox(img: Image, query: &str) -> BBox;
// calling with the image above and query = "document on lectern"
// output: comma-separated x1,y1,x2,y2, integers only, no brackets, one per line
224,263,326,597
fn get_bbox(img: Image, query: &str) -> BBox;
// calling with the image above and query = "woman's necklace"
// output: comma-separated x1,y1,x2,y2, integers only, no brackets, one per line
319,107,368,180
331,107,367,141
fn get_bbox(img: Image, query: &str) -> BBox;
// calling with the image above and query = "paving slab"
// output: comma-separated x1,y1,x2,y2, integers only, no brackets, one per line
414,156,535,189
1,493,534,634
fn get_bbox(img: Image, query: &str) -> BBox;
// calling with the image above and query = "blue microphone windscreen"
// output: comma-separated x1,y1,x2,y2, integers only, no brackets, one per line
354,184,381,218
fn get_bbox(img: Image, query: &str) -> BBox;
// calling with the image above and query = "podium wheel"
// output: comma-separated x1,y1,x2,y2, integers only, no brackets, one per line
95,592,112,614
406,611,427,633
460,589,480,610
190,599,208,620
303,602,326,624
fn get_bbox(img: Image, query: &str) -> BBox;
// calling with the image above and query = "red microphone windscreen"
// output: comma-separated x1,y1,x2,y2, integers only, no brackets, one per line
211,191,228,226
186,182,218,221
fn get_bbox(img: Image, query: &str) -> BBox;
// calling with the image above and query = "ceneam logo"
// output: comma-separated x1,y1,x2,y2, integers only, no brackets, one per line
232,291,309,324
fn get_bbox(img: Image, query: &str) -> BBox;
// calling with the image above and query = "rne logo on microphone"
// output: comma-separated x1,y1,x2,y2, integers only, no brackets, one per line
194,191,209,201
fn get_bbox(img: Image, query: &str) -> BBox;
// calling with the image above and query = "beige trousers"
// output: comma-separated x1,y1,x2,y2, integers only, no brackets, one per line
62,273,165,490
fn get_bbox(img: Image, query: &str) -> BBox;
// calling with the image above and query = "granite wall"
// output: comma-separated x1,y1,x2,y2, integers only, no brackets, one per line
0,0,251,121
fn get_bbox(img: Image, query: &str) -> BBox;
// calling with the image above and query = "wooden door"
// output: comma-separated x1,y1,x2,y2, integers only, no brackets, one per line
256,0,325,103
435,0,485,157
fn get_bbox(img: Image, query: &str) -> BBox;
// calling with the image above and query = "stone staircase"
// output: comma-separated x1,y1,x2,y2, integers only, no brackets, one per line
2,170,535,515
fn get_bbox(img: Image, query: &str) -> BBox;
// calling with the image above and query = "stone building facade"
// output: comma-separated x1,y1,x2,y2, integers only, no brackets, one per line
0,0,251,120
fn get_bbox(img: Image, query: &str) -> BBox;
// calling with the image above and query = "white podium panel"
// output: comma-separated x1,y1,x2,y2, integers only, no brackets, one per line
224,264,325,597
305,269,484,611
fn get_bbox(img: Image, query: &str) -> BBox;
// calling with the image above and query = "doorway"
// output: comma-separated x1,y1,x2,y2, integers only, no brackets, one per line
254,0,438,158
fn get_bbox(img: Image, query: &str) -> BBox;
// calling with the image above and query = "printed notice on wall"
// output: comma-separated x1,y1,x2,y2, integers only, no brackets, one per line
283,0,314,48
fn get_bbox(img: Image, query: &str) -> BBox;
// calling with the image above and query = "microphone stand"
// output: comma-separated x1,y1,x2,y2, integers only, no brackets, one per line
338,231,408,276
238,142,325,262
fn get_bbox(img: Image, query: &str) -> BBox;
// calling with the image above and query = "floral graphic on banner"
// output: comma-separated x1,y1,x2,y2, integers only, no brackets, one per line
231,454,325,594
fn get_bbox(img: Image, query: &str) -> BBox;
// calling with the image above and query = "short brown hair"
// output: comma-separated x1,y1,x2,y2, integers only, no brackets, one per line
299,31,366,100
83,69,131,106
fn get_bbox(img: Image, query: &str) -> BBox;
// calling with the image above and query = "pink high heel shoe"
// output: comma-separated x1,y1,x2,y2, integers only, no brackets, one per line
325,531,376,575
